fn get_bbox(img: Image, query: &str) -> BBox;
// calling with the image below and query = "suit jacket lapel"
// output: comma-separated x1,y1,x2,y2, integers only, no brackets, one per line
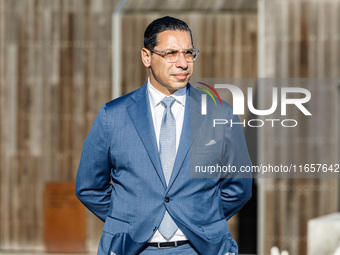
167,85,203,188
126,84,167,189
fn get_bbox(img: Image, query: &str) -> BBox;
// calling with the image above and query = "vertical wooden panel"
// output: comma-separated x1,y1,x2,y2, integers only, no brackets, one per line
0,0,114,250
0,0,5,247
260,0,340,254
2,0,20,246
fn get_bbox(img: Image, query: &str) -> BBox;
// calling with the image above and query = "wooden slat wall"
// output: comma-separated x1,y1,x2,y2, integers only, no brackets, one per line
121,0,257,12
260,0,340,254
0,0,116,251
0,1,257,250
2,1,337,254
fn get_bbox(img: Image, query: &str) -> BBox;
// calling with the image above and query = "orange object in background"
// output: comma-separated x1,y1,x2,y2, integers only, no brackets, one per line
44,182,86,253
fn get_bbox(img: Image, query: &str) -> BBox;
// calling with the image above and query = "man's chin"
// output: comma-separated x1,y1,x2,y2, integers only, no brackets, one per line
172,80,189,89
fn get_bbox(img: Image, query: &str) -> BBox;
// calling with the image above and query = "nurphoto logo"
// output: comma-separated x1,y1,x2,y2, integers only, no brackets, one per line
197,82,222,115
198,82,312,128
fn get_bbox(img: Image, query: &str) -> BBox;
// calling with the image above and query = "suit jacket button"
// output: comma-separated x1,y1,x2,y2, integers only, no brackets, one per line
165,197,170,203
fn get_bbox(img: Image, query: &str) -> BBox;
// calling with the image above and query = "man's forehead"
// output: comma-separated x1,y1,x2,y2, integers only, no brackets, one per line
156,30,193,46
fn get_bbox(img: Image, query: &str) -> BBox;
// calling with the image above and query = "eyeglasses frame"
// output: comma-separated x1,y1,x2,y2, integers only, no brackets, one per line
149,48,200,63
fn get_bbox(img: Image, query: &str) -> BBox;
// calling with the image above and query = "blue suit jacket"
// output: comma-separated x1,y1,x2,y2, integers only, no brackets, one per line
75,83,252,255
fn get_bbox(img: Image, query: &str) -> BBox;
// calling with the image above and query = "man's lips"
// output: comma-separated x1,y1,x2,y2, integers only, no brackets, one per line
172,73,189,79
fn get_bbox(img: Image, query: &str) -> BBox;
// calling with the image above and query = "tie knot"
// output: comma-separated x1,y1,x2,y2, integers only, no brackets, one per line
161,96,176,109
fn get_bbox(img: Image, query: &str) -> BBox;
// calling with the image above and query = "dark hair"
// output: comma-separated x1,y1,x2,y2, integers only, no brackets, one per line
144,16,193,50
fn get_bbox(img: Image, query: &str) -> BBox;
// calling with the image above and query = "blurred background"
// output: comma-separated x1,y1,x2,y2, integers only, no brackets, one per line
0,0,339,254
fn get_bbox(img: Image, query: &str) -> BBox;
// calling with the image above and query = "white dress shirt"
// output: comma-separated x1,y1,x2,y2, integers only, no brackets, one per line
147,79,188,242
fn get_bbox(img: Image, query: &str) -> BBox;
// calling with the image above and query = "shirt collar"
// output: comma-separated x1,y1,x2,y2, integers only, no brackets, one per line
147,78,187,108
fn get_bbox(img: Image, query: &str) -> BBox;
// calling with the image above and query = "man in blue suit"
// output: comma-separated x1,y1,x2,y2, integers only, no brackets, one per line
76,16,252,255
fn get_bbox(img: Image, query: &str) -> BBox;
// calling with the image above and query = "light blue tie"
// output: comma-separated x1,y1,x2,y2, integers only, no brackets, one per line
158,96,178,240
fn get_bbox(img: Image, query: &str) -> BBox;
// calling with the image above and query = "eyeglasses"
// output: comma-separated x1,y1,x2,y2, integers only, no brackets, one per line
150,48,200,63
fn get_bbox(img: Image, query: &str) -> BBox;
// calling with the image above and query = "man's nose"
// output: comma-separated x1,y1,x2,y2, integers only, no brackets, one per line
175,52,188,69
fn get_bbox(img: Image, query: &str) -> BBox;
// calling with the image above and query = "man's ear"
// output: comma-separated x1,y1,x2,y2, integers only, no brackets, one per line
141,48,151,67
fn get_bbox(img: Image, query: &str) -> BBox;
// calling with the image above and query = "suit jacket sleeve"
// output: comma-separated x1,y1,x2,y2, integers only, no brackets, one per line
75,104,112,222
219,114,252,220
